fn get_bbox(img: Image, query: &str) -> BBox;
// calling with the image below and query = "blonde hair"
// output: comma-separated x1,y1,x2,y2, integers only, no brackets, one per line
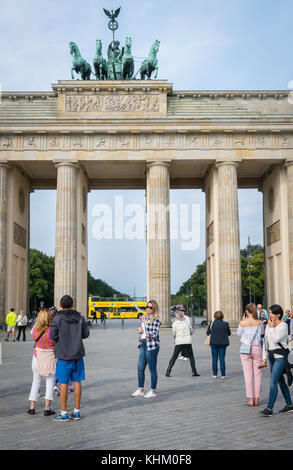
147,299,159,324
20,310,25,317
35,309,51,333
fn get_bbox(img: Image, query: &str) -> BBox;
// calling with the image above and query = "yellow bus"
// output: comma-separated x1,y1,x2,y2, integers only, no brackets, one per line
88,296,147,320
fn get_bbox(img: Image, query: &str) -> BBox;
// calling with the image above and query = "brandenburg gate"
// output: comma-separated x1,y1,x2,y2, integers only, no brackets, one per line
1,79,293,327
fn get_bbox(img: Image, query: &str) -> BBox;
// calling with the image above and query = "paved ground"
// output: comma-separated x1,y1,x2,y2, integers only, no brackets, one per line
0,319,293,450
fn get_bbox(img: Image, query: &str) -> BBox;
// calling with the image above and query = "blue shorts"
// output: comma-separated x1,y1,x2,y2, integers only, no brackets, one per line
56,358,85,384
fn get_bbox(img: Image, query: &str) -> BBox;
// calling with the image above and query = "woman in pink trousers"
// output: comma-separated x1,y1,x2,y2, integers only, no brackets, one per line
237,303,264,407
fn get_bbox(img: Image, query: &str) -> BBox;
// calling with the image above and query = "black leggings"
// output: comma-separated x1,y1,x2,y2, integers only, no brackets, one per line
17,325,26,341
167,344,196,373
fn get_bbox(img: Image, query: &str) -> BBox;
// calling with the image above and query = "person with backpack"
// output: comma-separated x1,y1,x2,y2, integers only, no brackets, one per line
50,295,90,422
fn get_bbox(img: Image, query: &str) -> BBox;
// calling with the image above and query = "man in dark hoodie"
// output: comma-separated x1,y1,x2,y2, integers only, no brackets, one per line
50,295,90,422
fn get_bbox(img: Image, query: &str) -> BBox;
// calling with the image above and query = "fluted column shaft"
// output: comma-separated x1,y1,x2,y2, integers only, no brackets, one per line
54,162,78,307
286,161,293,310
0,163,8,324
216,161,242,326
146,161,171,327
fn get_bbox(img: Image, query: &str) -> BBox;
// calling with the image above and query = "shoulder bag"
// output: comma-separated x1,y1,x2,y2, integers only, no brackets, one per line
205,321,213,346
240,323,260,354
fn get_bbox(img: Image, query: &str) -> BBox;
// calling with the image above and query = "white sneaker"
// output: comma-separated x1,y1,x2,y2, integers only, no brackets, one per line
182,357,189,361
212,375,217,378
178,356,184,360
144,390,157,398
221,376,228,379
131,389,144,397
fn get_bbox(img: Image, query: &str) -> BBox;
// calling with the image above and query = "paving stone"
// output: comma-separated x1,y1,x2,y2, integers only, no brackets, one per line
0,320,292,450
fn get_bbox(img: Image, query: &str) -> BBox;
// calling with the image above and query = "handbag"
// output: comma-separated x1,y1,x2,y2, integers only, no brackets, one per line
205,321,213,346
240,323,260,354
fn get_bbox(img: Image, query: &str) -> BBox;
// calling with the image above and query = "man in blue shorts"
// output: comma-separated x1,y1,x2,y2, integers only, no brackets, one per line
50,295,90,422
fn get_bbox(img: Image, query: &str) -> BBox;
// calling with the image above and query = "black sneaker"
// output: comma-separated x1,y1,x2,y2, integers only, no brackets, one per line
44,409,55,416
192,371,200,377
27,409,35,415
260,408,273,417
279,405,293,413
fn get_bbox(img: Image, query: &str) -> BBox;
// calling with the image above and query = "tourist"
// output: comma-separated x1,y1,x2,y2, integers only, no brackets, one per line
207,311,231,379
237,304,264,406
27,308,56,416
165,310,200,377
259,304,293,417
5,308,18,342
16,310,28,341
257,304,268,319
131,300,161,398
92,310,98,325
50,295,90,422
178,306,191,361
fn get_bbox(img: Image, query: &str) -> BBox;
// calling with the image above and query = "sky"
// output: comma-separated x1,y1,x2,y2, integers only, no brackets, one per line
1,0,292,296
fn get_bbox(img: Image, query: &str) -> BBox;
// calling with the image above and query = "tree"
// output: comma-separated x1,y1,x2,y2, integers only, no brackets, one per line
29,249,127,312
240,244,264,308
29,249,55,311
87,271,125,298
172,244,265,315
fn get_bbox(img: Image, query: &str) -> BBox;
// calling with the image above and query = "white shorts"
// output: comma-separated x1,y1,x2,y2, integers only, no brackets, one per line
7,325,16,332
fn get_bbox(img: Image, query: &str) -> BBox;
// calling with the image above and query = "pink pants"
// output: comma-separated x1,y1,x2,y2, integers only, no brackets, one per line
240,345,263,398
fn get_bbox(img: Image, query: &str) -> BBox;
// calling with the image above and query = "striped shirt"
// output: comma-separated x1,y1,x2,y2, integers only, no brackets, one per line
32,327,55,358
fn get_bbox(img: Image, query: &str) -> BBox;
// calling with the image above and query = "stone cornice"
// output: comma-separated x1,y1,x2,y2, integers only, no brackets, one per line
1,130,293,151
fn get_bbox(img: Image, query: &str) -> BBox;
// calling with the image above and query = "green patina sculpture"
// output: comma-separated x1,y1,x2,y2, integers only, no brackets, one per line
68,7,160,81
94,39,109,80
140,40,160,80
69,42,92,80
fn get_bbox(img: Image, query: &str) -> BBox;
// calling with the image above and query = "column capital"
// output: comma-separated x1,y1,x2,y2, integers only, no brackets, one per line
215,160,241,169
146,160,171,170
54,160,79,170
284,159,293,168
0,160,11,170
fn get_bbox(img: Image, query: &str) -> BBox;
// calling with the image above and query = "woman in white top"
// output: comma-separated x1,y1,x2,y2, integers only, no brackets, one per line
259,304,293,417
17,310,28,342
165,311,200,377
237,303,264,407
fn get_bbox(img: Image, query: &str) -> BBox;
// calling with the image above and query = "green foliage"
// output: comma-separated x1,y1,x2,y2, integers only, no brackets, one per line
241,244,264,308
29,249,55,311
172,244,265,315
29,249,125,311
87,271,124,298
172,262,206,316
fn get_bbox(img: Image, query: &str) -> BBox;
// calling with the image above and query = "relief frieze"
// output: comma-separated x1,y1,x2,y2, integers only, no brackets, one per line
65,94,160,113
0,133,293,151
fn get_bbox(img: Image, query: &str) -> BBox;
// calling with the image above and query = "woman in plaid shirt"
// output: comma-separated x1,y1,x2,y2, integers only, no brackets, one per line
131,300,161,398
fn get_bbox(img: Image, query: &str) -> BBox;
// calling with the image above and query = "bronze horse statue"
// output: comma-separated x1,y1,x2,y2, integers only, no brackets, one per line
69,42,92,80
93,40,109,80
140,40,160,80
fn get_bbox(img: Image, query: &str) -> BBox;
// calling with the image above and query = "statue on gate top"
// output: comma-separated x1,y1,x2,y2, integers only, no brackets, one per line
69,6,160,81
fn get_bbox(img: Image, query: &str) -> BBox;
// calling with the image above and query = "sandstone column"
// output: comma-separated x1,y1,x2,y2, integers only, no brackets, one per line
54,162,78,307
146,161,171,327
0,163,8,324
216,161,242,326
286,160,293,310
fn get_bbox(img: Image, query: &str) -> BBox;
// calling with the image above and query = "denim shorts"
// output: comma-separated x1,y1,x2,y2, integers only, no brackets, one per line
56,358,85,384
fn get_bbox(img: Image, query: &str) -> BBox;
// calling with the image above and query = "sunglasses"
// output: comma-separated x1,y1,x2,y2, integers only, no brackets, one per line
147,305,153,310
